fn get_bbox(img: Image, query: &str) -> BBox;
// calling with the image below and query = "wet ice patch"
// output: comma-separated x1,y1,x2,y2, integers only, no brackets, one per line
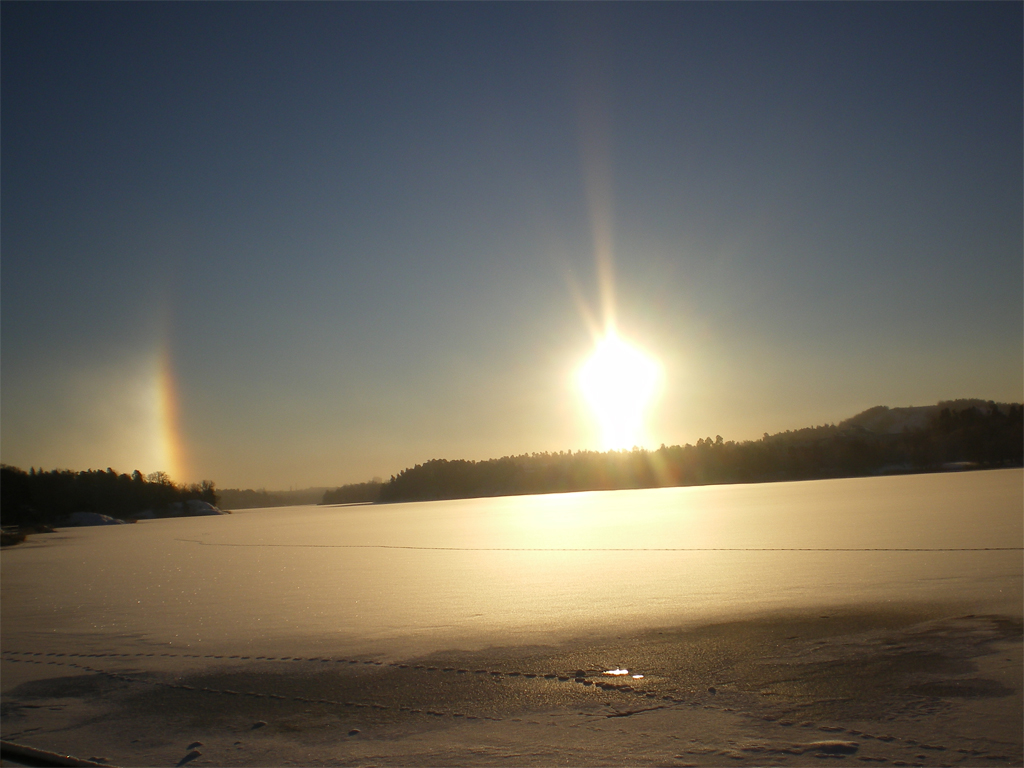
801,741,860,755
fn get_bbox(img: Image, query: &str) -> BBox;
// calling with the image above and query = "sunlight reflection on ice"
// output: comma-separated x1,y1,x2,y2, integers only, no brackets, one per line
603,668,629,675
1,472,1019,660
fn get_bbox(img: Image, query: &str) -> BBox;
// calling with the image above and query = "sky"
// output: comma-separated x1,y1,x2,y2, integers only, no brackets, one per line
2,2,1021,490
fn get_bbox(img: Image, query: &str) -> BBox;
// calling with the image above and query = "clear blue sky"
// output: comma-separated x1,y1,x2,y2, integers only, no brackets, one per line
3,2,1021,489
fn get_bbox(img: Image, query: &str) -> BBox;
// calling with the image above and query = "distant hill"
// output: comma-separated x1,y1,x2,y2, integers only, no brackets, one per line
839,400,1016,435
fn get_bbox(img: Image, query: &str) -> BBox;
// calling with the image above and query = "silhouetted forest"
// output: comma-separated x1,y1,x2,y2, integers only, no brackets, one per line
7,401,1020,525
339,400,1021,504
218,486,327,510
0,467,218,528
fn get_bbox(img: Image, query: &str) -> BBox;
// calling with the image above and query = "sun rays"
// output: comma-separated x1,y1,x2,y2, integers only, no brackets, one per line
571,76,664,451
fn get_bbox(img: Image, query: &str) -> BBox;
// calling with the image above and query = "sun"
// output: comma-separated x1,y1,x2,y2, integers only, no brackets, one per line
577,332,662,450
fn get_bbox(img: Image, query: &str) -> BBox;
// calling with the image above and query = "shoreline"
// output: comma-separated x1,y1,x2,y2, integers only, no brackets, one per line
368,464,1024,507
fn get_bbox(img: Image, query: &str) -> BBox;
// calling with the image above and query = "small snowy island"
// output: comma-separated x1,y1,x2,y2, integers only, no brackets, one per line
0,467,227,543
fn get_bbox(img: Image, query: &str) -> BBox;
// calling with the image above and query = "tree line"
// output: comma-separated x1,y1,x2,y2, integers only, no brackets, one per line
322,401,1022,504
0,466,218,528
216,486,326,510
320,480,383,505
6,401,1018,523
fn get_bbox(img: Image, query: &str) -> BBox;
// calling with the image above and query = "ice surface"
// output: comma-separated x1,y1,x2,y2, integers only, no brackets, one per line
2,470,1021,660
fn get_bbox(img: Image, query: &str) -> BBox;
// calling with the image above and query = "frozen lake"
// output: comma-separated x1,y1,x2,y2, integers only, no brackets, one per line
2,469,1021,659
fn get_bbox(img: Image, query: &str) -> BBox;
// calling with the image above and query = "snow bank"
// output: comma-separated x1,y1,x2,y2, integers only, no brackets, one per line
61,512,126,527
166,500,227,517
61,502,226,526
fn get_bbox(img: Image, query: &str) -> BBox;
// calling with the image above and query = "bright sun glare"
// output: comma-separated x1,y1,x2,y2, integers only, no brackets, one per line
578,332,661,450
